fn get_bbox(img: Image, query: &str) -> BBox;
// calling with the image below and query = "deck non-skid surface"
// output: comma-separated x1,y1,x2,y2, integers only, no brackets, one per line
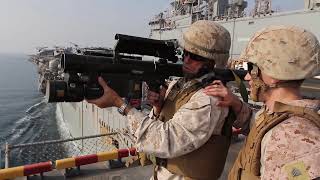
17,162,153,180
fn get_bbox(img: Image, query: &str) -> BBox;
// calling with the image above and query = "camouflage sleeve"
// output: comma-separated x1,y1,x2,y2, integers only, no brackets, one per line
260,116,320,179
126,89,229,159
233,102,255,135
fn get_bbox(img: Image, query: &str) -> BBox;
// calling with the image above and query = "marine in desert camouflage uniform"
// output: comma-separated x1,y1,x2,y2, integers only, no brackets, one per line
87,20,234,180
204,25,320,179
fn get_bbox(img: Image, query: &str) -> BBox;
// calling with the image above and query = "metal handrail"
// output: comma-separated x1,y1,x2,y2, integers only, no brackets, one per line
8,132,118,149
4,132,119,168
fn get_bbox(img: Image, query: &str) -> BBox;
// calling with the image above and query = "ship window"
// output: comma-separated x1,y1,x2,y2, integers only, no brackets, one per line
248,21,254,25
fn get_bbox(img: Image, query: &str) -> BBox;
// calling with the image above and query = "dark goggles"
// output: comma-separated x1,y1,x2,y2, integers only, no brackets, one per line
183,50,209,62
247,62,260,77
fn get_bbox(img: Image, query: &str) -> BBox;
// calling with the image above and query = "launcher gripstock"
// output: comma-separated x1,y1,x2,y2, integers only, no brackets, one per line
45,34,182,102
46,34,248,103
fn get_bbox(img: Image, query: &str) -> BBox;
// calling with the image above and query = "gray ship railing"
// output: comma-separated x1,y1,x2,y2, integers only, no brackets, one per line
2,132,119,168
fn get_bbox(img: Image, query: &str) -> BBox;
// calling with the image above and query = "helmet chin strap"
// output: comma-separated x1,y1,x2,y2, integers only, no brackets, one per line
249,64,271,102
250,76,269,102
250,74,301,102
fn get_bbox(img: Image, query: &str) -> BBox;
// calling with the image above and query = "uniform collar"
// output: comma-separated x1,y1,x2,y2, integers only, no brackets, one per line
282,99,320,111
259,99,320,119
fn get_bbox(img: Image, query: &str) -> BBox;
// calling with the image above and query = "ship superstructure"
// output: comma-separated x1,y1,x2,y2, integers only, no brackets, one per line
28,47,66,94
149,0,320,59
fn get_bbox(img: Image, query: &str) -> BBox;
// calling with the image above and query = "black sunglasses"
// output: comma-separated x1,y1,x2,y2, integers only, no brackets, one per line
183,50,209,62
247,62,260,77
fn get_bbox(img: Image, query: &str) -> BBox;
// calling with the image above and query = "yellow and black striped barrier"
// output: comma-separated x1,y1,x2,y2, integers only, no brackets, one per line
0,161,52,180
0,147,137,179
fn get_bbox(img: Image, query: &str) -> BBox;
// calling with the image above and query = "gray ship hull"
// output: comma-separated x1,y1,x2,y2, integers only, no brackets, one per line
57,102,133,149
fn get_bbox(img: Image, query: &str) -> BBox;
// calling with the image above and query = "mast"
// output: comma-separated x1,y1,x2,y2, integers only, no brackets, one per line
225,0,248,18
254,0,272,15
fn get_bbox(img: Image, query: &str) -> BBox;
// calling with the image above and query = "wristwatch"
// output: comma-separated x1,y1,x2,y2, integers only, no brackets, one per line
118,102,128,116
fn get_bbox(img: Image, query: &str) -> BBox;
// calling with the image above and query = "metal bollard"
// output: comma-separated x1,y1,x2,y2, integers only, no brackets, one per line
0,148,2,169
5,142,10,168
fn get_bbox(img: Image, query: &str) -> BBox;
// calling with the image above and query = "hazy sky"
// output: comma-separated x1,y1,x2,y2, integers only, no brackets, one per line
0,0,303,54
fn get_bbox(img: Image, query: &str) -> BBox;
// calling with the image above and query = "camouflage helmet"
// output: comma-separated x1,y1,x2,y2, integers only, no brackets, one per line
181,20,231,68
240,25,320,80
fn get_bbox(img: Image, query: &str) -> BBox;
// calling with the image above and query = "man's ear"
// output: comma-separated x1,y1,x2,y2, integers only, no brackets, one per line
270,78,280,85
261,72,279,86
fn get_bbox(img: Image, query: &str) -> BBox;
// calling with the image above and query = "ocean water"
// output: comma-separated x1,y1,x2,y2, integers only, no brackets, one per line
0,54,64,168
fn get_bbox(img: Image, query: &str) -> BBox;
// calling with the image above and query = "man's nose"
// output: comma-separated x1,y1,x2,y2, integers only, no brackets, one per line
244,73,251,81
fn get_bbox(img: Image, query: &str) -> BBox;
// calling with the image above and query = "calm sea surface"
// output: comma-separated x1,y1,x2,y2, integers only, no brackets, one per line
0,53,64,168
